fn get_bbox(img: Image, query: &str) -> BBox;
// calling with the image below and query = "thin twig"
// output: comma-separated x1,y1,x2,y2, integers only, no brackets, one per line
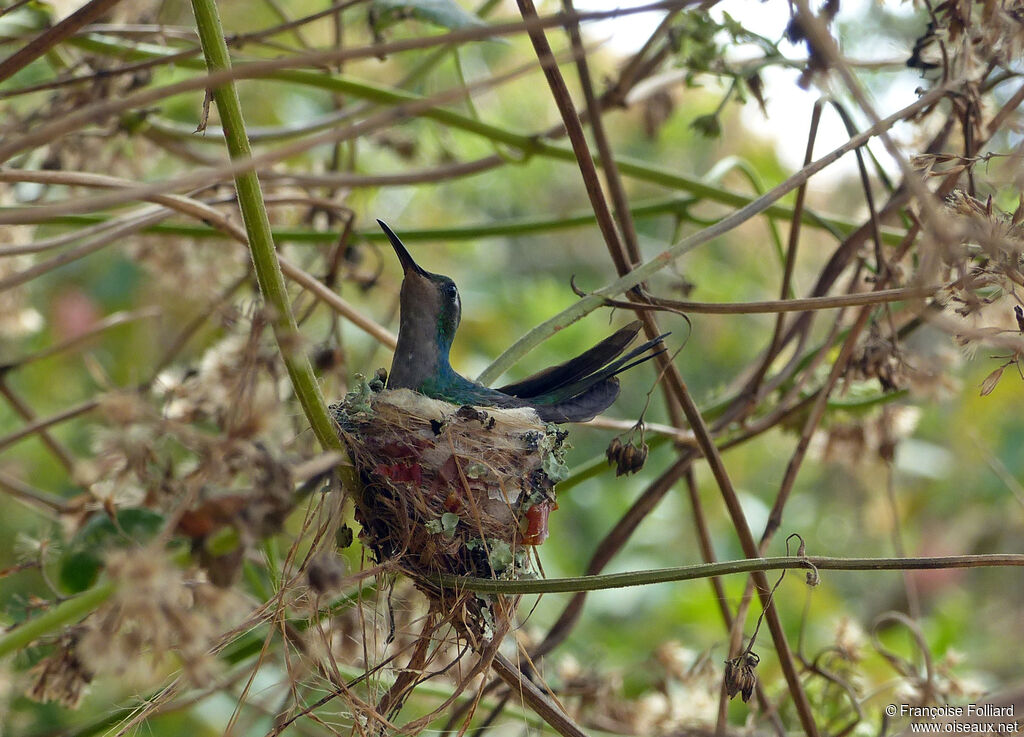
0,399,99,454
0,377,77,473
477,83,948,384
0,308,160,373
0,169,397,348
0,1,693,163
0,470,71,514
581,283,942,315
0,0,128,83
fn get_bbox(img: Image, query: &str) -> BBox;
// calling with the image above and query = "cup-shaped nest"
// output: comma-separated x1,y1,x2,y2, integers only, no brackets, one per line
331,380,568,583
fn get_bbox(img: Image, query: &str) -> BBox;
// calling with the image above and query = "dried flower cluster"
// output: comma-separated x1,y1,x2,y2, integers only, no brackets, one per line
129,231,249,303
813,405,922,467
27,630,92,709
550,642,721,735
29,550,237,707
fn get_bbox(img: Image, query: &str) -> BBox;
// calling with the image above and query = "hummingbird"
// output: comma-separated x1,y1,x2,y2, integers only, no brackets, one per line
379,220,668,423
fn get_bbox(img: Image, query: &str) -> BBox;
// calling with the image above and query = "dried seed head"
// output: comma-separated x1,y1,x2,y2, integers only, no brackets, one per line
307,554,347,594
0,223,44,338
606,437,623,466
76,550,236,689
724,651,759,702
634,442,649,471
312,344,345,373
336,524,354,549
613,440,649,476
641,90,675,140
834,617,866,662
617,443,637,477
27,631,92,708
980,364,1006,397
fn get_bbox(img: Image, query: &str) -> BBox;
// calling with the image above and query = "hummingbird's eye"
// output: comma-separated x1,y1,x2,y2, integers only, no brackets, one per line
443,283,458,302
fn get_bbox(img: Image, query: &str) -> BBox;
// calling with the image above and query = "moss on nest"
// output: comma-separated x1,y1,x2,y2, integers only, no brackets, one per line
331,376,568,584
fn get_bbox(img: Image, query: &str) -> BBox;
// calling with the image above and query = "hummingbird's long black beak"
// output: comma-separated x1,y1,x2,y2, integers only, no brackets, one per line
378,220,428,277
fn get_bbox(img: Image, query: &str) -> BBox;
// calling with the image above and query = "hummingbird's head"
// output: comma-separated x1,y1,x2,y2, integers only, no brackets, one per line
378,220,461,354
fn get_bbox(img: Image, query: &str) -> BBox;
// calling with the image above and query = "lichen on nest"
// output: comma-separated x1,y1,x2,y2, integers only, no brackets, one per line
331,374,568,585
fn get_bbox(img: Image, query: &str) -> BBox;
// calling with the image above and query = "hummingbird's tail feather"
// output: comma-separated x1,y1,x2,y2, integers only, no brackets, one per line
497,320,644,399
600,332,671,378
607,332,670,369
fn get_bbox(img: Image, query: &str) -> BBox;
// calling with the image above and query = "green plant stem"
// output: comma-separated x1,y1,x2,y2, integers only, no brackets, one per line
706,155,789,265
4,195,698,244
0,580,116,659
436,554,1024,595
188,0,342,455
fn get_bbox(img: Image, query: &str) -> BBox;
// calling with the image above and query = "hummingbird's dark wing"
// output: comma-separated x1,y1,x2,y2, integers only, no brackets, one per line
497,320,645,399
498,321,668,400
523,332,666,422
526,379,622,423
498,323,669,423
530,332,669,404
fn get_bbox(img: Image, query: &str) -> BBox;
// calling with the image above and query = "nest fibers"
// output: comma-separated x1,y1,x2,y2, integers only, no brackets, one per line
331,377,568,586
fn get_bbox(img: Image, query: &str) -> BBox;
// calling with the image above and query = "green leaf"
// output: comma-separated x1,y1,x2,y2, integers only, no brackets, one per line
57,508,165,593
464,462,489,479
77,508,165,547
486,539,513,573
440,512,460,539
0,4,49,37
372,0,489,31
58,551,104,595
427,513,460,539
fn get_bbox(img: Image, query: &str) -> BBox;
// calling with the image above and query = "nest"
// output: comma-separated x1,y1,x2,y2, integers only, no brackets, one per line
331,376,568,585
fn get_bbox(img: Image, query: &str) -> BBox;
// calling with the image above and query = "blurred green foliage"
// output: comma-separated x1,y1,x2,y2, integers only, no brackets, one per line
1,0,1023,735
